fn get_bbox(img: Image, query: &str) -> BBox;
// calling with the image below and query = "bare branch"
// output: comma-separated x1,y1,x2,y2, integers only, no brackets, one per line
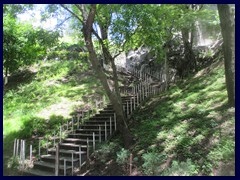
55,16,71,29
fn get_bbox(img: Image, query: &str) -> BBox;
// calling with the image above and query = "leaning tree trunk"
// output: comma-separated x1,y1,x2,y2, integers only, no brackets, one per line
217,5,235,107
81,4,134,148
99,23,110,66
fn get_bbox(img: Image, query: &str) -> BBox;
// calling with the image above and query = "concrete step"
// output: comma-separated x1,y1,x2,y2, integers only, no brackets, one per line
102,107,114,111
95,113,115,117
60,141,93,148
48,148,84,158
99,110,115,114
77,124,107,129
23,168,55,176
23,90,142,176
33,161,72,174
75,128,110,133
89,116,112,120
62,138,96,144
84,120,115,125
41,154,80,166
68,133,103,138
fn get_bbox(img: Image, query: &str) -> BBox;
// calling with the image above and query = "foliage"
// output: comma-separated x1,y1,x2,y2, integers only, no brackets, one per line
7,157,20,169
46,43,88,61
116,148,130,165
3,6,60,76
3,60,104,174
162,159,198,176
7,157,20,175
133,61,235,175
95,142,118,163
142,152,167,175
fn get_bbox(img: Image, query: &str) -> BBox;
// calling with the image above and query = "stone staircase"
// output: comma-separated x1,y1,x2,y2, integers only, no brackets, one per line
22,65,175,176
24,95,138,176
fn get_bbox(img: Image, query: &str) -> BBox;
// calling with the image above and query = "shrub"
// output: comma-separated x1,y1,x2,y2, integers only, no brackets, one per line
116,148,130,165
162,159,198,176
142,152,167,175
95,142,118,163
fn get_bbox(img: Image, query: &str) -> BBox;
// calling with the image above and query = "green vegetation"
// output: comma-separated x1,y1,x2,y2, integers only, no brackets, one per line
162,159,198,176
3,12,60,77
131,60,235,175
116,148,130,165
3,4,235,176
3,60,104,168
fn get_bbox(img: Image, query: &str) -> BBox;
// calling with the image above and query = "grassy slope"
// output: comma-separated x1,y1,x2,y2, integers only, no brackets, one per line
131,60,235,175
3,60,104,172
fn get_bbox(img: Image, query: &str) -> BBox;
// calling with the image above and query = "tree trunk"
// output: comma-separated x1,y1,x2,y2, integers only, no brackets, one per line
217,5,235,107
4,67,8,85
181,28,196,77
164,50,169,90
81,4,133,148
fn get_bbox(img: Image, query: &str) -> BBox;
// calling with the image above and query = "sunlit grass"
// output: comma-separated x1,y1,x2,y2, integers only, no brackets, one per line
3,61,102,140
133,61,235,175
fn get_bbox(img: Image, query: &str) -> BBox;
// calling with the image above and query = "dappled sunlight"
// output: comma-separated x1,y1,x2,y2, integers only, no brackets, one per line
132,60,234,175
36,97,83,119
3,119,22,136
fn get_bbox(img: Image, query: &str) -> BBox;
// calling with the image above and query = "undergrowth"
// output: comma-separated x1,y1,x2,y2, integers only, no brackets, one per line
3,60,105,175
132,60,235,176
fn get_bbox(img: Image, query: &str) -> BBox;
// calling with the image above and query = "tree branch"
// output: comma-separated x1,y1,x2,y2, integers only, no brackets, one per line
60,4,83,24
55,16,72,29
79,4,89,22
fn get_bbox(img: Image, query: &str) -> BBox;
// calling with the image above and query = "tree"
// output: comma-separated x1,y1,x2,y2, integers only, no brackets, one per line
3,10,60,84
217,5,235,107
59,4,134,147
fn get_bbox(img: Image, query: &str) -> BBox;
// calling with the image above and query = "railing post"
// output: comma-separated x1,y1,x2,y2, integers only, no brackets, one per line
110,117,112,135
133,96,136,110
54,131,56,147
71,152,74,176
38,140,41,158
137,93,139,105
20,140,22,168
13,139,16,157
30,144,32,162
87,138,89,159
16,139,19,157
77,114,80,129
105,122,107,141
72,117,74,133
99,125,101,143
60,126,62,143
64,159,67,176
93,132,96,152
114,113,117,131
127,101,129,116
130,98,133,114
55,143,59,176
46,138,49,154
79,145,82,171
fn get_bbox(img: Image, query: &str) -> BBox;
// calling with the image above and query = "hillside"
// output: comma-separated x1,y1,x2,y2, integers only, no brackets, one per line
4,59,235,176
3,60,105,175
83,60,235,176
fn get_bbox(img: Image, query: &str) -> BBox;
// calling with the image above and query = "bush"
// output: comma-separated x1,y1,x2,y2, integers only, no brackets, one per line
116,148,130,171
116,148,130,165
162,159,198,176
142,152,167,175
95,142,118,163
